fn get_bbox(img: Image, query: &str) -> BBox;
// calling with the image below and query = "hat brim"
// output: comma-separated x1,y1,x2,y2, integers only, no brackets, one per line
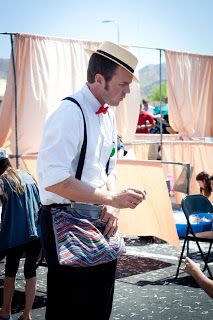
86,48,139,83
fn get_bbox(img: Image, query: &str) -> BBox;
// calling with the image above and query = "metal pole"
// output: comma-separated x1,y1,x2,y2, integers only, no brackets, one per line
159,49,163,159
186,163,191,195
102,20,120,43
116,22,120,43
10,34,19,168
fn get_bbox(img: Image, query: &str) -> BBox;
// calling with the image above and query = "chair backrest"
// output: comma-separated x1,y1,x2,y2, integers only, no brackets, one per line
182,194,213,218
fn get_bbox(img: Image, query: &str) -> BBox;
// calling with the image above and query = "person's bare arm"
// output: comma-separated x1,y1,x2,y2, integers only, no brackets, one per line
45,176,145,209
137,123,154,130
182,257,213,298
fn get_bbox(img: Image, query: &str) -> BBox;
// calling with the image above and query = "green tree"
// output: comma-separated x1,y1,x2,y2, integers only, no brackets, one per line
150,81,167,102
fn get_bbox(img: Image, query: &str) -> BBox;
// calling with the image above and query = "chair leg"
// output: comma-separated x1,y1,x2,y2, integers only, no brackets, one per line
175,238,187,278
203,243,212,272
195,240,213,279
186,240,189,256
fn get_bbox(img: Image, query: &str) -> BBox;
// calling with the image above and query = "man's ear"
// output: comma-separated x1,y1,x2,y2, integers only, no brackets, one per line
95,73,105,85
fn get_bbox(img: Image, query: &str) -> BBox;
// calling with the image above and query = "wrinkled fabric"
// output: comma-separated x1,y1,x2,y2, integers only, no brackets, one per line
165,50,213,138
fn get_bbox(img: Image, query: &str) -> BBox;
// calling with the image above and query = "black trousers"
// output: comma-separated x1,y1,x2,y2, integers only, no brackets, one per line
39,206,117,320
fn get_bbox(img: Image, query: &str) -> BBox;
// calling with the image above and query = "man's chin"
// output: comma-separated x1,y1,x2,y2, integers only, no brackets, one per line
115,98,124,106
108,98,124,107
109,102,119,107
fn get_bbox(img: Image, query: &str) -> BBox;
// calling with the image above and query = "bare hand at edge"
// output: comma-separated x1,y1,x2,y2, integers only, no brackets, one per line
111,188,146,209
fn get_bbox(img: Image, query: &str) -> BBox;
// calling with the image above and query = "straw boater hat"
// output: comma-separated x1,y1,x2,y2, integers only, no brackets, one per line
87,41,139,82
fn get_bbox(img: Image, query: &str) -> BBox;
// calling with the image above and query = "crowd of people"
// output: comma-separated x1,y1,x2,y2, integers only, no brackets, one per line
0,41,212,320
136,97,177,135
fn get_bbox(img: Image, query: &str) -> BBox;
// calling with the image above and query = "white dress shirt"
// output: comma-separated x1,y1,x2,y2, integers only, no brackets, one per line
37,84,117,205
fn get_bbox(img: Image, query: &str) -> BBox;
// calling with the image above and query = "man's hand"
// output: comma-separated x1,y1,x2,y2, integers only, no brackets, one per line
100,206,120,238
111,188,146,209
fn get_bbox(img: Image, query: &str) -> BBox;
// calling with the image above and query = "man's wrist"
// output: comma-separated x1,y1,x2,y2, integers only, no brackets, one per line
99,189,114,206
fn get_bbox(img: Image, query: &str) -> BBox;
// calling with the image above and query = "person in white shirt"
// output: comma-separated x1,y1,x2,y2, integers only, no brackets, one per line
142,99,154,115
37,41,145,320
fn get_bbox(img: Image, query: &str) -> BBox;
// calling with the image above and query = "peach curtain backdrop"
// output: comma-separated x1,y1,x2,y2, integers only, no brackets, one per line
0,33,140,159
165,50,213,138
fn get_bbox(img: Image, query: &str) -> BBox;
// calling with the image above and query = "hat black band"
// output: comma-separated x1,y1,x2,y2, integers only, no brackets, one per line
97,49,134,74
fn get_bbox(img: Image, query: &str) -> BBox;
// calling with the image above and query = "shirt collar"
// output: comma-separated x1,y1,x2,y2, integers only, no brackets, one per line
82,84,101,114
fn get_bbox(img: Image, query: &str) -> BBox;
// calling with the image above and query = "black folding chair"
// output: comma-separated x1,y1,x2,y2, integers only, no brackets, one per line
176,194,213,279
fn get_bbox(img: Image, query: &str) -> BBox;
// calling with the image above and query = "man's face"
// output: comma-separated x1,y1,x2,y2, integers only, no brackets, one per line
101,66,133,106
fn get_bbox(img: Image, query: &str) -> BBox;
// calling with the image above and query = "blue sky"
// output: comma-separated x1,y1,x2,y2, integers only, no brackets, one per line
0,0,213,67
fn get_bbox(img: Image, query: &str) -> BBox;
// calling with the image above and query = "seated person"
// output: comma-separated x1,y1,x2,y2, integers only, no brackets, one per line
142,99,154,115
136,104,156,134
154,97,169,117
196,171,212,198
152,97,177,134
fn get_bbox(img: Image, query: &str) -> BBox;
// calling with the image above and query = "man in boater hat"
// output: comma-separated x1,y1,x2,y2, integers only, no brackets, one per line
37,41,145,320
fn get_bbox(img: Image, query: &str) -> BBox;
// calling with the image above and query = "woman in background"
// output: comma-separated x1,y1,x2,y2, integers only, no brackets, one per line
0,148,41,320
196,171,212,198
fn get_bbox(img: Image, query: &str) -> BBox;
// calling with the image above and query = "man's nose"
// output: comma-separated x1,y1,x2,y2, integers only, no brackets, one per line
124,85,130,94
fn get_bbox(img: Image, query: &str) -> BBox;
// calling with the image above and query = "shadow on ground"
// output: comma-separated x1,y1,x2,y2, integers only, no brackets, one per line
0,287,47,315
136,275,200,288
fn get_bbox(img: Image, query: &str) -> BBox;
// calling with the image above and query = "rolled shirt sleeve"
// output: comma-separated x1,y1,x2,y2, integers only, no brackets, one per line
37,101,84,189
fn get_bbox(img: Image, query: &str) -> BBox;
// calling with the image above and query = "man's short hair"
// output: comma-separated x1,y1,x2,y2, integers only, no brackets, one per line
87,53,118,83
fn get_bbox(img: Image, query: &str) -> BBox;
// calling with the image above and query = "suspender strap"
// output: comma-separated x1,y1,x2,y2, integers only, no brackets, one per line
62,97,87,180
105,159,109,175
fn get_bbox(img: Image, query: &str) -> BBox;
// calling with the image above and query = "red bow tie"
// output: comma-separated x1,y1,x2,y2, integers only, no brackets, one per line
96,105,109,115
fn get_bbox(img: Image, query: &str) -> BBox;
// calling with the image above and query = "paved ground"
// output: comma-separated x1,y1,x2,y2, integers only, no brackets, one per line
0,237,212,320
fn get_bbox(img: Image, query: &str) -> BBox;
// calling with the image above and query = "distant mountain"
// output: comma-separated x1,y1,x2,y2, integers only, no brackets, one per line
0,58,9,79
139,63,167,98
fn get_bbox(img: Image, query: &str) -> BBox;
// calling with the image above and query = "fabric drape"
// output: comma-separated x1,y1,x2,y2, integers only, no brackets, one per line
165,50,213,138
0,33,140,158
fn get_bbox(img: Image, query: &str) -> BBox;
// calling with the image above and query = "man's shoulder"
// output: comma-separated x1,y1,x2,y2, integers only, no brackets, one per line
47,94,83,120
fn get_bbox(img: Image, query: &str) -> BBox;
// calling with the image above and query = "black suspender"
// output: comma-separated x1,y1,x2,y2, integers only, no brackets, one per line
63,96,110,177
62,97,87,180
